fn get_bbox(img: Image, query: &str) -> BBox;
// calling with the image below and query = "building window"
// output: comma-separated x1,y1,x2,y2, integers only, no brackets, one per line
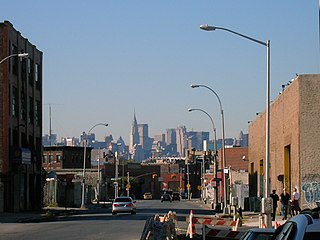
49,155,54,163
56,155,62,162
28,97,34,124
43,155,48,163
35,100,41,126
35,63,41,89
11,44,18,75
11,87,18,117
21,54,27,82
21,90,27,121
28,58,34,85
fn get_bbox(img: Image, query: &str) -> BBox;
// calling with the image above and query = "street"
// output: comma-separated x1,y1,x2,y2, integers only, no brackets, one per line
0,199,213,240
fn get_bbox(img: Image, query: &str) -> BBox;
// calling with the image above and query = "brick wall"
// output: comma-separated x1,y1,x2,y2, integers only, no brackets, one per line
249,74,320,209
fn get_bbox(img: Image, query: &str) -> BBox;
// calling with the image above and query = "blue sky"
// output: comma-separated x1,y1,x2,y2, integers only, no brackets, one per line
3,1,319,144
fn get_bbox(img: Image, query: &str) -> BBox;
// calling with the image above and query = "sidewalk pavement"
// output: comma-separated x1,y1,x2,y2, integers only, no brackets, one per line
194,199,287,229
0,203,112,223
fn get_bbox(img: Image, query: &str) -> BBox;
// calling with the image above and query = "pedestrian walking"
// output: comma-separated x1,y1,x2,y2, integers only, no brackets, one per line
280,188,291,220
292,188,301,215
270,189,279,221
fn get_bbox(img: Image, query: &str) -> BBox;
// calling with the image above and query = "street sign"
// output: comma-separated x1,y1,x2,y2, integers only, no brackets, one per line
126,183,131,189
186,183,191,189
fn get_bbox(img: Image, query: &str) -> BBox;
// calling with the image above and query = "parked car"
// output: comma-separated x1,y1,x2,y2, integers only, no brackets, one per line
272,208,320,239
161,193,172,202
180,192,188,199
172,192,181,201
143,192,152,200
240,228,274,240
112,197,136,215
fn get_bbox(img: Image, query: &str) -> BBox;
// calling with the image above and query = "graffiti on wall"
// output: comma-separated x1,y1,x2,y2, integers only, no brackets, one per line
301,181,320,206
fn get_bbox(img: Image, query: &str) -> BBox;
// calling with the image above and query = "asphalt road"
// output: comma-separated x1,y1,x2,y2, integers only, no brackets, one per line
0,199,214,240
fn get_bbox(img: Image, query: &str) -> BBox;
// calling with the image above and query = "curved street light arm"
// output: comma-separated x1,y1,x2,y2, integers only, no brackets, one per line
190,83,227,213
81,123,108,208
190,84,223,115
0,53,29,64
200,24,267,46
200,23,271,223
188,108,216,134
88,123,109,135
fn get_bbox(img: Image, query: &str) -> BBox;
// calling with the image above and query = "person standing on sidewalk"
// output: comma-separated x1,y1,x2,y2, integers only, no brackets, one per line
280,188,291,220
270,189,279,221
292,188,301,215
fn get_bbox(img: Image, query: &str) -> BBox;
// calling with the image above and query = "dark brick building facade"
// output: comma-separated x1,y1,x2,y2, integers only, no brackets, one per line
0,21,43,212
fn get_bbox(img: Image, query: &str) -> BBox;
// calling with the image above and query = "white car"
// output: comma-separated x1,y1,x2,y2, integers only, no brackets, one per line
272,209,320,239
112,197,136,215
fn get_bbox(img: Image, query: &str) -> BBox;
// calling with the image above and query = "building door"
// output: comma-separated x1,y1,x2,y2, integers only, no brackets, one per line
284,145,291,190
259,160,264,198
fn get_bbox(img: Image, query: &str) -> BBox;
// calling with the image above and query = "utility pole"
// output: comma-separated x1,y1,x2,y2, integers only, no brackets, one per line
114,152,119,198
97,154,100,204
127,172,130,197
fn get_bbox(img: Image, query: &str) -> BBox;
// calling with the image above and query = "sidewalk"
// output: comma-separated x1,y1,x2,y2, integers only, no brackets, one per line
193,199,287,229
0,203,112,223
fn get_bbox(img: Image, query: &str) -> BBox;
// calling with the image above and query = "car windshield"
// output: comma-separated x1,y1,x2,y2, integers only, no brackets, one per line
114,197,132,203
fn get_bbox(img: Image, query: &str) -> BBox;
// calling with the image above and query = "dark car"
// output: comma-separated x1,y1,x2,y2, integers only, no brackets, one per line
161,193,172,202
172,192,181,201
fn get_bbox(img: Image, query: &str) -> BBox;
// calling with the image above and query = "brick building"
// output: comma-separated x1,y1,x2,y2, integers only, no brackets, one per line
249,74,320,209
204,147,248,209
0,21,43,212
42,146,94,207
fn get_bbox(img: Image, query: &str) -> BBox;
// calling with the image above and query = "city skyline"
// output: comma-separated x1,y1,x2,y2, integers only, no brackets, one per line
43,117,246,148
2,1,319,144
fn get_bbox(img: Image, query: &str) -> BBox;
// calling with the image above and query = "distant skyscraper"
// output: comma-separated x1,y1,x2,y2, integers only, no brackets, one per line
166,129,176,145
129,112,139,154
176,125,187,157
138,123,148,149
166,129,177,155
188,131,210,151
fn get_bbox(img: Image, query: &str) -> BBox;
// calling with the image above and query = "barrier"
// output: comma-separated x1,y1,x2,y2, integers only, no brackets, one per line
186,216,238,227
204,225,245,239
186,211,240,239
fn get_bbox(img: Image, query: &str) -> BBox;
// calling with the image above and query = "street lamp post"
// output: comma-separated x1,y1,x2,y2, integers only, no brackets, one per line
186,159,191,200
0,53,29,64
114,151,119,198
127,171,130,197
97,153,101,204
200,24,271,227
188,108,218,208
190,84,227,213
81,123,108,209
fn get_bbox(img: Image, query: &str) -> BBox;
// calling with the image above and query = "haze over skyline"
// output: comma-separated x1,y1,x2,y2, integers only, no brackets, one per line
3,1,319,144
